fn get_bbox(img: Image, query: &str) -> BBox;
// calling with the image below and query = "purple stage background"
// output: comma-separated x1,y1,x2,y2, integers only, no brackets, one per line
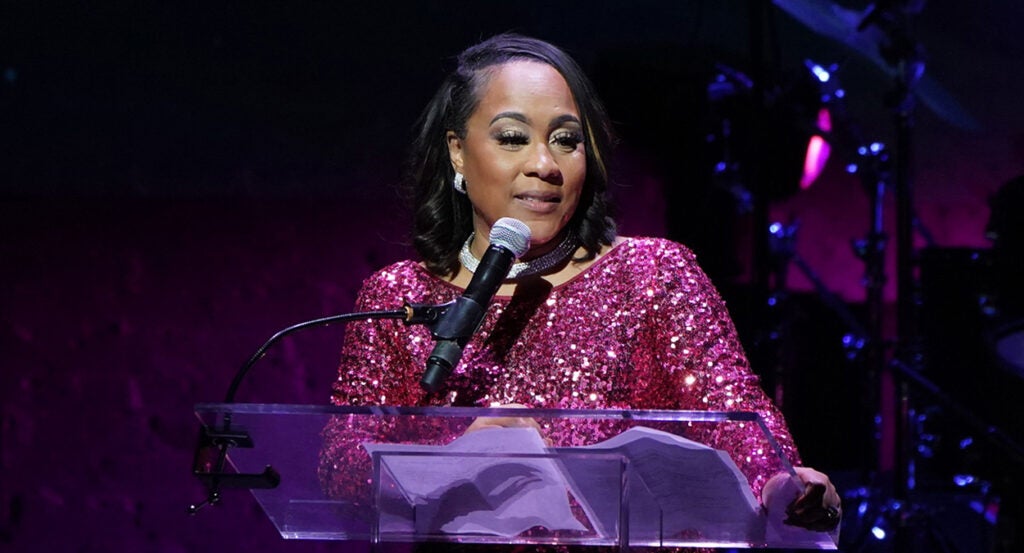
0,190,669,552
3,2,1024,551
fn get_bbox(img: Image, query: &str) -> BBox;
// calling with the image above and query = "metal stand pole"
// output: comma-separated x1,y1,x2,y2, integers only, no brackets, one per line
891,71,918,553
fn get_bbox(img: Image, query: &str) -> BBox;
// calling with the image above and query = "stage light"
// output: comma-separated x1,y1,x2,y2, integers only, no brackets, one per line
809,63,832,83
706,58,843,200
954,474,977,487
800,133,830,189
793,60,840,191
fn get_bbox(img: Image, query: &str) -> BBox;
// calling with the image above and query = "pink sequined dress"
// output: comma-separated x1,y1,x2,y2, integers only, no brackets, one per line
319,237,800,509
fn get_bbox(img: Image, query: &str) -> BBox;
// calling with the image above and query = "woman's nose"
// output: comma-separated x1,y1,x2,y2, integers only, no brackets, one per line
524,143,562,183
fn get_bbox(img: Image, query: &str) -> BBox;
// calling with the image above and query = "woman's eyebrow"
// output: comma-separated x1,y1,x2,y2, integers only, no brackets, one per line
488,112,581,127
550,114,582,128
489,111,529,125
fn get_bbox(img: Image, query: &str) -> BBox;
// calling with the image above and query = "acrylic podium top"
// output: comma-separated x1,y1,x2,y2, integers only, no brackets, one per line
194,404,838,550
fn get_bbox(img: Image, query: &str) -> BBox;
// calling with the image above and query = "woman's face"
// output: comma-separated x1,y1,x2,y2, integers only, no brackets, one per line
448,61,586,256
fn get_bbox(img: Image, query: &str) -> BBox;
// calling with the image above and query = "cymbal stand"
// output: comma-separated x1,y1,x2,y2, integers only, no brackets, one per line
766,12,973,551
856,2,954,551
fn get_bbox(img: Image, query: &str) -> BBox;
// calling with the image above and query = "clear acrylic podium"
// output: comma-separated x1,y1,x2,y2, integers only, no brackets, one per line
193,404,838,551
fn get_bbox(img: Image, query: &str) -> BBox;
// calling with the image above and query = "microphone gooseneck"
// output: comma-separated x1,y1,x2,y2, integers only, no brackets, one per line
420,218,531,392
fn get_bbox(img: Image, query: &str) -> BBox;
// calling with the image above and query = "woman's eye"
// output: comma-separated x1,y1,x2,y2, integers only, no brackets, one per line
551,131,583,151
496,130,529,146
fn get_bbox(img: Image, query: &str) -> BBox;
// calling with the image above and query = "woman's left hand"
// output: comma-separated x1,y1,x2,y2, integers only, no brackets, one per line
464,403,544,436
762,467,842,532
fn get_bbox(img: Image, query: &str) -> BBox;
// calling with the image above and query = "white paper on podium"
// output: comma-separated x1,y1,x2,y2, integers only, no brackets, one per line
558,426,763,541
365,425,835,547
364,427,587,537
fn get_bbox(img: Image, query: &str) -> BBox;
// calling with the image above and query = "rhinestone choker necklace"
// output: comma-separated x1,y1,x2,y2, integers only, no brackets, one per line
459,231,580,279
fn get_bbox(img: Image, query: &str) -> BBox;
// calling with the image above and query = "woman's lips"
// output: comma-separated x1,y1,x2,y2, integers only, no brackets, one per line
514,192,561,213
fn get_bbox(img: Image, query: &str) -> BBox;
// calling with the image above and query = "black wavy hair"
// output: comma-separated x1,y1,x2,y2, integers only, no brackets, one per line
407,33,616,277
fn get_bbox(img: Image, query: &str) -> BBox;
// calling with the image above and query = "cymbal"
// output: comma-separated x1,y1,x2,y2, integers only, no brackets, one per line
773,0,980,130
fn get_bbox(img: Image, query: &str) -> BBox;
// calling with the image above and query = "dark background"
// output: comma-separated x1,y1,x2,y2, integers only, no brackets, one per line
3,1,1023,551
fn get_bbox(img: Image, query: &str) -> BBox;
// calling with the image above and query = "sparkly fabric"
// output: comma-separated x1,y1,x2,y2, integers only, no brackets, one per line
319,237,801,517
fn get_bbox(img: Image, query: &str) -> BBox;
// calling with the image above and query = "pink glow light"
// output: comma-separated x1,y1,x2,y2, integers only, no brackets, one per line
799,108,833,190
801,136,830,189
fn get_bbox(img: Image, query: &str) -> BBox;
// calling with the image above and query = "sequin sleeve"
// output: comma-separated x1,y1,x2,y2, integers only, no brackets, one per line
328,265,424,407
318,263,425,501
625,240,801,498
317,262,462,502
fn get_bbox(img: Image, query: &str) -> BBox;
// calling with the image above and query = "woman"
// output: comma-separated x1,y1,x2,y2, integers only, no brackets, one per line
319,33,840,538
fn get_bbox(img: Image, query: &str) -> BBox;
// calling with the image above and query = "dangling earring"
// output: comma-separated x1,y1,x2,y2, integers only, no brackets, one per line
453,171,467,194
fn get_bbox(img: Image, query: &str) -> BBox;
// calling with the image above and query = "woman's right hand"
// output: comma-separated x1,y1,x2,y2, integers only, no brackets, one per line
762,467,842,532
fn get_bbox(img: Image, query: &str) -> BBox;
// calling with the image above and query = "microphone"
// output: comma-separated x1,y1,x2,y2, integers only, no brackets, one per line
421,218,531,392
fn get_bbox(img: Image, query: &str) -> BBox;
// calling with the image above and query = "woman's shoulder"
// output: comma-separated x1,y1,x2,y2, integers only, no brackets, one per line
607,236,699,267
566,236,702,290
362,259,427,283
590,237,721,303
604,237,711,287
355,259,453,308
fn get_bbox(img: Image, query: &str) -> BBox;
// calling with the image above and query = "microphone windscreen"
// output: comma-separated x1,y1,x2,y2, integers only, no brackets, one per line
490,218,531,258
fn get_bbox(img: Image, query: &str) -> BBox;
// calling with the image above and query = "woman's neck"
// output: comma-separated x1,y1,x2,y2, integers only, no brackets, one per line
449,237,625,295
